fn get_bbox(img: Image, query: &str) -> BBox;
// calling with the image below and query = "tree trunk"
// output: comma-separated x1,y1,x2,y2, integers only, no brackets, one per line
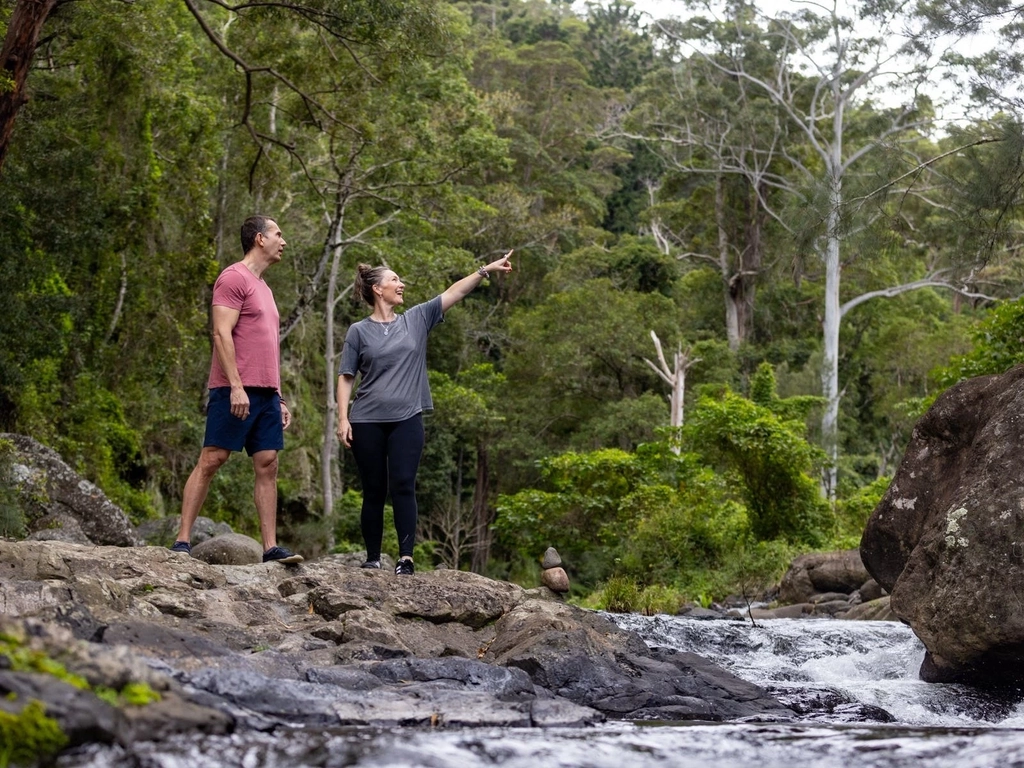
737,179,765,343
716,175,742,351
470,442,490,574
820,167,842,500
319,216,344,543
0,0,60,173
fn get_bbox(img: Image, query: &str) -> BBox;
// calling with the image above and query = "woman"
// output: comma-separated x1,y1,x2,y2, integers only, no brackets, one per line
337,251,513,575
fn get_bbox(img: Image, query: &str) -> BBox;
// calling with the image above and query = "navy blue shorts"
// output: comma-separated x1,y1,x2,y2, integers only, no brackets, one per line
204,387,284,455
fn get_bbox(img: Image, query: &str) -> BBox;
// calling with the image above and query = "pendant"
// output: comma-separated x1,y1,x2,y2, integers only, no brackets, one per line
384,327,389,336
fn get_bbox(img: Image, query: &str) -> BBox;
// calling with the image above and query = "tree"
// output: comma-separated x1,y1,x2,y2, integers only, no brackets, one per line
614,3,791,350
644,330,700,436
0,0,63,172
684,379,830,543
654,0,1001,496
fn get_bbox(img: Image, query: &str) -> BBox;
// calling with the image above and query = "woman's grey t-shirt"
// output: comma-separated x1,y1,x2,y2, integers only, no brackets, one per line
339,295,444,423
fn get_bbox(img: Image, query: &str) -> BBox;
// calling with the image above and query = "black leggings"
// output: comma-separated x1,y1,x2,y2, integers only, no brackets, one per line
350,414,425,559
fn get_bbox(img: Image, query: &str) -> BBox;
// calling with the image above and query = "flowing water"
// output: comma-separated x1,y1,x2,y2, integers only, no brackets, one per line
57,615,1024,767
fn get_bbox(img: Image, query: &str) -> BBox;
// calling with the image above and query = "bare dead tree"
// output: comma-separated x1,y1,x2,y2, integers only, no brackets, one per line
644,330,701,452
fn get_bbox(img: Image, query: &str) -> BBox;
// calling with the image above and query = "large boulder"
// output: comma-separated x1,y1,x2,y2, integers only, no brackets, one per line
2,433,139,546
778,550,871,605
860,364,1024,685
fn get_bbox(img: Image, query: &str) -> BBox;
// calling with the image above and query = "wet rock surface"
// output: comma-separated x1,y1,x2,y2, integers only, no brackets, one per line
0,540,794,751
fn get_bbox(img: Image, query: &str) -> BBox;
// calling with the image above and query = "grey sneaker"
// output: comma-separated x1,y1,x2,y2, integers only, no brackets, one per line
360,560,382,569
169,541,192,555
395,558,414,575
263,546,304,564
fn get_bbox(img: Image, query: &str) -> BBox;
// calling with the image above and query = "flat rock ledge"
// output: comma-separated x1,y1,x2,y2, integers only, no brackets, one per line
0,541,792,751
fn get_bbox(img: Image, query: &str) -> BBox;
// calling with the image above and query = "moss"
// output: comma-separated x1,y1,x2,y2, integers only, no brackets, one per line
0,698,69,768
0,639,89,690
118,683,161,706
0,638,162,708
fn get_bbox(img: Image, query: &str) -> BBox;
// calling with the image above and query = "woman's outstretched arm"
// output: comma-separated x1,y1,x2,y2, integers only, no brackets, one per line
440,250,513,313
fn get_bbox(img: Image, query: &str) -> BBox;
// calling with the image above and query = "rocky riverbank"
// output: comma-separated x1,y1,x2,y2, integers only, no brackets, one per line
0,540,793,760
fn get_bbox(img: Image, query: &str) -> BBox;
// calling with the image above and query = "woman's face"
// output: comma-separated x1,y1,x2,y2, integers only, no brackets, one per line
375,270,404,307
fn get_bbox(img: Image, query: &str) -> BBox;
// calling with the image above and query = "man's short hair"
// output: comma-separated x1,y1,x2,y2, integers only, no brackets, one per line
241,215,273,255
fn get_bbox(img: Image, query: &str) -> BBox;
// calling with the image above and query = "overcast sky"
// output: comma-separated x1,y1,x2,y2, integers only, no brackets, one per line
574,0,1001,127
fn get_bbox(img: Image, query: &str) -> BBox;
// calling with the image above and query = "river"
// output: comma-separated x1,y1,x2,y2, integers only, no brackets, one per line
57,614,1024,767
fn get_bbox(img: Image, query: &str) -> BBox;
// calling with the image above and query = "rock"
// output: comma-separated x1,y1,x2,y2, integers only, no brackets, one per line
860,364,1024,685
0,540,793,737
778,550,870,605
0,617,232,746
485,599,791,721
858,579,884,602
136,516,233,547
3,433,140,546
540,566,570,593
810,591,852,604
26,513,92,545
678,605,730,620
541,547,562,569
191,533,262,565
749,604,814,620
840,596,896,621
0,671,127,747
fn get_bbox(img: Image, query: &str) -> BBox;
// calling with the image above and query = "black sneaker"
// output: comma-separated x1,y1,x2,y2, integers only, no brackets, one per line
360,560,382,569
395,558,414,575
263,546,304,564
169,541,192,555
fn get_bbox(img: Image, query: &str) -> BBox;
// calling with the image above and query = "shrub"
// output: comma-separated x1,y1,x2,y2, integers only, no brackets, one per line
0,438,24,539
684,388,831,545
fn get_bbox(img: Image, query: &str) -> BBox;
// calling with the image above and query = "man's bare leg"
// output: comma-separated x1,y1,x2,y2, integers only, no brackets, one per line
175,446,231,543
252,449,279,551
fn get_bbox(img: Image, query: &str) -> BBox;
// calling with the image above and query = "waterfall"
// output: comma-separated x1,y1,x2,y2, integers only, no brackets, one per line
606,613,1024,727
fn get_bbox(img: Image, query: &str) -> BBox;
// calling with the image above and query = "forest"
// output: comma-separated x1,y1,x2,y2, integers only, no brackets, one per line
1,0,1023,610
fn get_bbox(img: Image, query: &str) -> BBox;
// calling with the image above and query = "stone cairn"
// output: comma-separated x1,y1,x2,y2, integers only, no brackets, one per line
540,547,570,594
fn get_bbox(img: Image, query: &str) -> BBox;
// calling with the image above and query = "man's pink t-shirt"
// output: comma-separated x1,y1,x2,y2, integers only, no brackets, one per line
207,263,281,391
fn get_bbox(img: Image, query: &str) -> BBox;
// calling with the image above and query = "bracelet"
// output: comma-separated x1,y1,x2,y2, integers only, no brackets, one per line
477,266,488,279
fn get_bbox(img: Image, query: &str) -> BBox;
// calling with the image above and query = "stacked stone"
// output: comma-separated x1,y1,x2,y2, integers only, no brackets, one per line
540,547,570,594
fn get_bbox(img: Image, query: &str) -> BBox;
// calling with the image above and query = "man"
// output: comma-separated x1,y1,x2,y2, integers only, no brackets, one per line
170,216,302,564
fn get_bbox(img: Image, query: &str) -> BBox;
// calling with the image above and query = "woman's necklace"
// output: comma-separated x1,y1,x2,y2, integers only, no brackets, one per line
376,315,398,336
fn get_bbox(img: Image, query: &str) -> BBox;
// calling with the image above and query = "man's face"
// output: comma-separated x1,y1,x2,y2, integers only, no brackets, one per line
258,220,286,262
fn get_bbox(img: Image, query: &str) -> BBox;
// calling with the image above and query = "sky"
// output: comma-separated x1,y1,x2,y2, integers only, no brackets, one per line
574,0,1005,126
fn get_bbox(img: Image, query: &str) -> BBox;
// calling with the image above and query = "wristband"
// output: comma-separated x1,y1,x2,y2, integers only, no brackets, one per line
477,266,488,279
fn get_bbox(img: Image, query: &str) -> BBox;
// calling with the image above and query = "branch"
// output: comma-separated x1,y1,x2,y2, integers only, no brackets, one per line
844,137,1004,205
840,276,999,317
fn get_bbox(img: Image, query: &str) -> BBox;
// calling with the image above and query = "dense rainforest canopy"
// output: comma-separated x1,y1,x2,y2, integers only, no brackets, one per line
1,0,1023,608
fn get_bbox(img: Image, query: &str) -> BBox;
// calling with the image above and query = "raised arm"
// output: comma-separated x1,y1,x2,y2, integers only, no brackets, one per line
440,250,513,313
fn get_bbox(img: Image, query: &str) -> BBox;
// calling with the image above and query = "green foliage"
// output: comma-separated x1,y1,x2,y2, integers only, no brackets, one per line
0,439,23,539
834,476,891,548
596,575,640,613
684,387,831,544
495,448,640,586
936,298,1024,386
588,578,686,616
0,699,68,768
748,361,823,421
